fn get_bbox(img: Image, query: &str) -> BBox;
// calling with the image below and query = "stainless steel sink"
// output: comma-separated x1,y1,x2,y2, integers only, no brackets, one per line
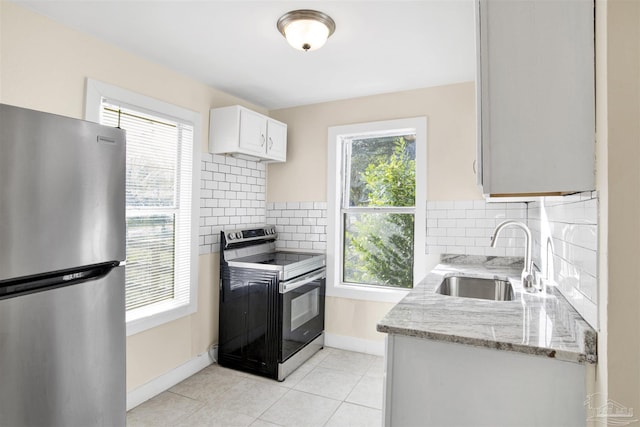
435,276,515,301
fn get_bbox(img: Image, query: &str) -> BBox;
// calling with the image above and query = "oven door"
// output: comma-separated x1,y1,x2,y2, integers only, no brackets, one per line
279,267,325,362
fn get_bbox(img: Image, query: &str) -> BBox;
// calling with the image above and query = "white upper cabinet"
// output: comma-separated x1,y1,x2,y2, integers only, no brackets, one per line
476,0,595,196
209,105,287,162
266,119,287,160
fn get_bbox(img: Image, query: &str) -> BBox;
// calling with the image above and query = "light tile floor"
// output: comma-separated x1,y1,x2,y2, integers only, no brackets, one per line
127,347,384,427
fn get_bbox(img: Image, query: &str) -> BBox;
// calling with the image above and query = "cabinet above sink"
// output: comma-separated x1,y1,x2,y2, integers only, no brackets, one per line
476,0,595,197
209,105,287,162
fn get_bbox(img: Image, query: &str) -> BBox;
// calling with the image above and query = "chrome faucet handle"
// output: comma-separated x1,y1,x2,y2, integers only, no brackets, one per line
521,272,536,292
534,270,547,293
522,270,544,293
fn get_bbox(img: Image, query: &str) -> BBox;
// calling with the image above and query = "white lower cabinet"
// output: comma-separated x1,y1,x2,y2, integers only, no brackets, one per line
383,335,586,426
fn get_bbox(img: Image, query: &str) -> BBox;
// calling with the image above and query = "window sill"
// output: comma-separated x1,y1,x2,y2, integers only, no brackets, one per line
126,301,196,336
326,281,410,304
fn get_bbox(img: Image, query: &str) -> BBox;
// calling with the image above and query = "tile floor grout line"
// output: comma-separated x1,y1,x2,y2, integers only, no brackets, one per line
128,347,384,427
165,389,205,403
254,387,294,427
321,400,345,427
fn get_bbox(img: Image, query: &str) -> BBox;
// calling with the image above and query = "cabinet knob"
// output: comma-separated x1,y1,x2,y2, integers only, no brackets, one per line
268,137,273,150
261,134,265,147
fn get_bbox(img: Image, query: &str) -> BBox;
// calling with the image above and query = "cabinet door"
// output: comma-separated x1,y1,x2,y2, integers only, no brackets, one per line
239,108,267,156
266,119,287,162
478,0,594,196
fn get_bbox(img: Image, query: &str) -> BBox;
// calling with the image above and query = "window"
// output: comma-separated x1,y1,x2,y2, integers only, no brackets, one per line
85,79,200,335
327,118,426,302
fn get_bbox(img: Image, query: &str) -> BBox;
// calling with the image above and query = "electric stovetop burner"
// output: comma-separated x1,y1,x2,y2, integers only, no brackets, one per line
222,226,326,281
235,251,318,266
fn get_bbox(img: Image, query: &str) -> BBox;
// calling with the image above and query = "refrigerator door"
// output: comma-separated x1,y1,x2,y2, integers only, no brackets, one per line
0,104,126,280
0,266,126,427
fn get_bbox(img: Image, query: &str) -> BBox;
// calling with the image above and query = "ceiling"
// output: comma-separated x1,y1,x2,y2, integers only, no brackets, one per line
13,0,477,110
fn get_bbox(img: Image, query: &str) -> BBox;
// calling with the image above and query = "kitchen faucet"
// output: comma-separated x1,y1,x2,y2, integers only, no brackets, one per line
490,220,539,292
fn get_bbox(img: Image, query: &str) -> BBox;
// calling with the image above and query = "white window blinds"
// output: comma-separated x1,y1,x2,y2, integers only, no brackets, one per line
100,101,194,317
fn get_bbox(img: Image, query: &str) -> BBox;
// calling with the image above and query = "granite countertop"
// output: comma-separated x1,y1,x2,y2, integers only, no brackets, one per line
377,255,597,364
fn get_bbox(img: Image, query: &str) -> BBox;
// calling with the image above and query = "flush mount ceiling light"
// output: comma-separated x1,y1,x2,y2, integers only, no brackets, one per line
277,9,336,52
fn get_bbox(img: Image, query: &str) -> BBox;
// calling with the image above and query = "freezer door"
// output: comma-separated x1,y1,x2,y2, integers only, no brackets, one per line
0,104,125,280
0,266,126,427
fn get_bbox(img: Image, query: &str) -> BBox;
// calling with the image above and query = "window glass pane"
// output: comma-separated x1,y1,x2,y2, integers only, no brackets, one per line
102,104,178,208
343,212,414,288
125,215,175,310
347,135,416,208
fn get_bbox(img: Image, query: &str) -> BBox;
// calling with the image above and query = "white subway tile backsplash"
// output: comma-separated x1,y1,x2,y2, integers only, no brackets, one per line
428,228,447,237
199,155,267,253
435,201,455,210
266,201,327,252
306,233,320,242
313,242,327,251
285,241,299,249
426,199,528,257
438,219,456,228
466,247,485,256
445,228,466,237
455,219,476,228
448,209,467,219
529,191,598,328
454,200,474,210
486,246,506,257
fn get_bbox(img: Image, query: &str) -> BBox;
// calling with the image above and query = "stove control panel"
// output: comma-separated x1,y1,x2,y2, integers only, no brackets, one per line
223,226,277,246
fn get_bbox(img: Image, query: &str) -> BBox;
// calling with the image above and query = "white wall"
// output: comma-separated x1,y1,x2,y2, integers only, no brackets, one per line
602,0,640,418
268,82,481,203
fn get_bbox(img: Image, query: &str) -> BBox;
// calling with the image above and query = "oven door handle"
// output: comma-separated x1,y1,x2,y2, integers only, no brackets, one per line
279,269,326,294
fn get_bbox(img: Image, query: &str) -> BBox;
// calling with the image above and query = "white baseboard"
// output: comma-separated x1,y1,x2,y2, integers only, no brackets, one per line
126,351,213,411
324,332,385,356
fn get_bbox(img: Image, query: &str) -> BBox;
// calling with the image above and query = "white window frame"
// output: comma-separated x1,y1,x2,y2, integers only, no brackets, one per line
85,78,201,336
327,117,427,303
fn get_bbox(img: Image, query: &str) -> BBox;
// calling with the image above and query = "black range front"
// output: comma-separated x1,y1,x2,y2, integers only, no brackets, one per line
218,226,326,381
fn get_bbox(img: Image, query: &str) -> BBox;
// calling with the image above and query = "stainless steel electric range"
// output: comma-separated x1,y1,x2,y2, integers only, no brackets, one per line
218,226,326,381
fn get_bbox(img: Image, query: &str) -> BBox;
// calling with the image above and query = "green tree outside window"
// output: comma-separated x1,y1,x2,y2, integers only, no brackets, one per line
343,136,416,288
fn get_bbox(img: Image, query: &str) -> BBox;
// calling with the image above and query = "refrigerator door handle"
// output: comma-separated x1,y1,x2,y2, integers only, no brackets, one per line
0,261,120,300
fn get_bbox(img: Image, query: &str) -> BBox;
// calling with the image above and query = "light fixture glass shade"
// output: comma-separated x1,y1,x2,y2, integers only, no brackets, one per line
283,19,330,51
277,10,336,52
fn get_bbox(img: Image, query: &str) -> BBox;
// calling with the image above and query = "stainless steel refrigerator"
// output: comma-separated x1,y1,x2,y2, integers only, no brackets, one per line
0,103,126,426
